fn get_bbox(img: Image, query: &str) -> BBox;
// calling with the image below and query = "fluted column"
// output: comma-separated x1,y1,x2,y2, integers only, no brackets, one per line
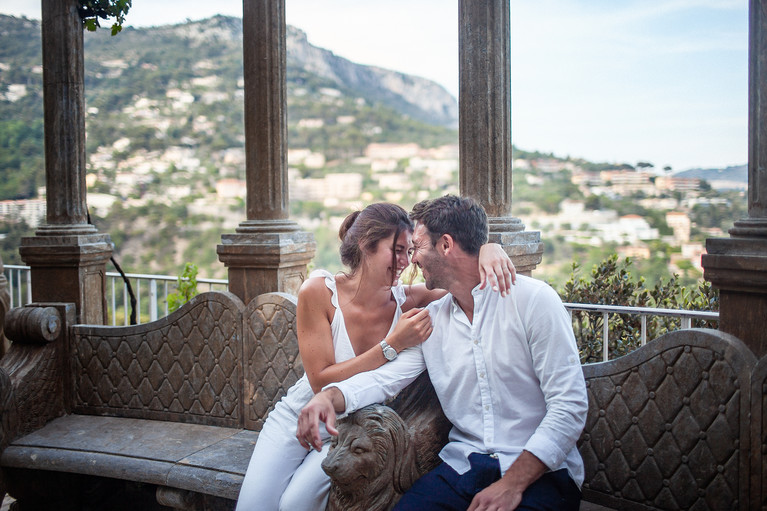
19,0,111,325
458,0,542,274
703,0,767,358
217,0,314,303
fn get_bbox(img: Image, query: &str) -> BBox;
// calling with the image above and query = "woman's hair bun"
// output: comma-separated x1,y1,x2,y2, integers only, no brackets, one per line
339,210,361,241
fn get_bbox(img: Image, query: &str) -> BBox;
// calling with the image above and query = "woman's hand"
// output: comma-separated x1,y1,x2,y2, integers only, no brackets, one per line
478,243,516,296
386,307,432,352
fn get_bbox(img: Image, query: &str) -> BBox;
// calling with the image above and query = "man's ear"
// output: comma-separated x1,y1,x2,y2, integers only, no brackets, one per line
438,234,455,256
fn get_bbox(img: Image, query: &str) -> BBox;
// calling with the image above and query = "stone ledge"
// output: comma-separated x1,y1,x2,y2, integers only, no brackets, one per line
0,414,257,501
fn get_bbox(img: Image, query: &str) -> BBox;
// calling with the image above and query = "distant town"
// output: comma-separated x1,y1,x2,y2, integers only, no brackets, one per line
0,137,746,285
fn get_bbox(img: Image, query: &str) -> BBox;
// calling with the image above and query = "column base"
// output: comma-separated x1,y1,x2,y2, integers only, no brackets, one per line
729,217,767,239
703,235,767,357
217,221,316,303
487,217,543,275
19,231,113,325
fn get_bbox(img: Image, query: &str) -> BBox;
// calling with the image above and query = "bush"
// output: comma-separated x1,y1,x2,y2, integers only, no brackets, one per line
166,262,199,313
561,254,718,363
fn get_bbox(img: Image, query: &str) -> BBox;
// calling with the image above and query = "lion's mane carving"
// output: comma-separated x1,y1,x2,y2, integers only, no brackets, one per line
322,404,419,511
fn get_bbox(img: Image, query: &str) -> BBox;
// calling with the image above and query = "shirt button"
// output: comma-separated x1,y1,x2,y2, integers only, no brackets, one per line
484,405,489,411
473,340,479,345
479,372,485,378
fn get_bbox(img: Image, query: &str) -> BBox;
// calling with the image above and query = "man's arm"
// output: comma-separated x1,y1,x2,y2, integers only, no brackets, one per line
468,450,547,511
472,285,587,510
296,345,427,450
522,285,588,471
296,387,345,451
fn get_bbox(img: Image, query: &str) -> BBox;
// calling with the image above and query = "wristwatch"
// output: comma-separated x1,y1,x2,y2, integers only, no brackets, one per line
380,340,398,361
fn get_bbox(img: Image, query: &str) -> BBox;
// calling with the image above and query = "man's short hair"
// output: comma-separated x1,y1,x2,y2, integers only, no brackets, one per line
409,195,489,255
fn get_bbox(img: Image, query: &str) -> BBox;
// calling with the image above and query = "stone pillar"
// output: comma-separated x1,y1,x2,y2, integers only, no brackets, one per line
19,0,111,325
703,0,767,357
0,256,9,358
217,0,314,303
458,0,543,274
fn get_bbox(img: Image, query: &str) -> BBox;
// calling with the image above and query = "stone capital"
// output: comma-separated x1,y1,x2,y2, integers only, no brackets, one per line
703,235,767,357
19,233,113,267
728,217,767,239
18,232,112,325
487,217,543,275
217,222,316,303
703,236,767,294
217,230,316,270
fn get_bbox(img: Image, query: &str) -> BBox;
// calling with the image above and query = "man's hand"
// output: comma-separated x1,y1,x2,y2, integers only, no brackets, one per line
468,450,547,511
467,477,523,511
296,388,343,451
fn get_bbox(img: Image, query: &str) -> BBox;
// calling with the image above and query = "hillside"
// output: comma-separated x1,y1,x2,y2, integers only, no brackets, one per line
0,14,749,290
0,14,458,200
675,165,747,188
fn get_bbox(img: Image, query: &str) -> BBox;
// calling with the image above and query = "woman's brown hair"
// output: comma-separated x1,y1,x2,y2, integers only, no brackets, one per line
338,203,413,278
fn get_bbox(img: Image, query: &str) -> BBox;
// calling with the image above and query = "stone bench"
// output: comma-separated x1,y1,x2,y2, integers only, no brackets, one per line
0,293,763,510
0,292,301,509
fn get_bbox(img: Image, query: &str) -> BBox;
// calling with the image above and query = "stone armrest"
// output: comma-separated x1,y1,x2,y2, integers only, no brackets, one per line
0,304,75,443
323,371,451,511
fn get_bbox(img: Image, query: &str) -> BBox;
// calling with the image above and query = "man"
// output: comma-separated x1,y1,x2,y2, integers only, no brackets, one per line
297,195,587,510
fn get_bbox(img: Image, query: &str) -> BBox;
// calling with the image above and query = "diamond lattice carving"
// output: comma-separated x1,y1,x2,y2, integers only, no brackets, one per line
578,336,746,511
753,356,767,511
72,293,243,426
243,293,302,431
0,369,16,451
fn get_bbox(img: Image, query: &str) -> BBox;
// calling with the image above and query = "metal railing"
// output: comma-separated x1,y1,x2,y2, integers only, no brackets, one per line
3,266,720,357
4,265,228,325
565,303,719,362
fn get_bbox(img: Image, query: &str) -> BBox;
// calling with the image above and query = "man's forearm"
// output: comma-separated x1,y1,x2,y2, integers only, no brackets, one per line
502,450,547,491
468,450,548,510
323,386,347,413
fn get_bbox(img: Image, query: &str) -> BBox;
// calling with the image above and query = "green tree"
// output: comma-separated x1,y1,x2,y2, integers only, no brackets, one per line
561,254,718,363
79,0,132,35
166,262,199,313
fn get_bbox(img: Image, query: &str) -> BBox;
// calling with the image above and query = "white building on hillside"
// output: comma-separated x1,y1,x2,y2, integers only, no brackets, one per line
597,214,659,244
666,211,691,243
0,199,46,227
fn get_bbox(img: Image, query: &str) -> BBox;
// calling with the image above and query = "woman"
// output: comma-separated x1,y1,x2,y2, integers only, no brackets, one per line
236,202,515,511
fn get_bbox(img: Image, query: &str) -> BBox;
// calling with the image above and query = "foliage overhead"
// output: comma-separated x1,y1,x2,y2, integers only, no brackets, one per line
78,0,131,36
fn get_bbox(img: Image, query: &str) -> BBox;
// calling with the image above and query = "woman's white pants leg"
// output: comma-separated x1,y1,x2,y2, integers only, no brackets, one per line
235,405,330,511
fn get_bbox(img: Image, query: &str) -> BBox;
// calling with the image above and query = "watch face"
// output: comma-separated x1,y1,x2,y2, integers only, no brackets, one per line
382,343,397,360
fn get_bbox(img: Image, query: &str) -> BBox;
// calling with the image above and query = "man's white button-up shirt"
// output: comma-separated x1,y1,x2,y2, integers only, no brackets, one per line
328,275,588,486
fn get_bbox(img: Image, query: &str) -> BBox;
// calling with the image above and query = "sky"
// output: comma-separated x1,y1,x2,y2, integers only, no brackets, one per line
1,0,749,172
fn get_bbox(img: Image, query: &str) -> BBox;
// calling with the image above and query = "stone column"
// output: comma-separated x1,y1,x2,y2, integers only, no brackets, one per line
703,0,767,357
217,0,314,304
0,256,9,358
19,0,111,325
458,0,543,274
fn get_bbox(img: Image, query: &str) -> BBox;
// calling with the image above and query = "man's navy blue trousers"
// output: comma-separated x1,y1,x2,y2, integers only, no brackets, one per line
392,453,581,511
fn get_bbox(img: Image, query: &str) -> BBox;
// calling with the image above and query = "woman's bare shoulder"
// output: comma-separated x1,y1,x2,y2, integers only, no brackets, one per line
298,274,331,301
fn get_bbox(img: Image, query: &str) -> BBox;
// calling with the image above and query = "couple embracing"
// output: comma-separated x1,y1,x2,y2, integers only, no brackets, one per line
238,195,587,511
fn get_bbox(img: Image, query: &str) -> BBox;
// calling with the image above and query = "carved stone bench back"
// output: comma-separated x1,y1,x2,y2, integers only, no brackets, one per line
330,328,763,511
578,328,757,511
70,291,301,430
243,293,303,431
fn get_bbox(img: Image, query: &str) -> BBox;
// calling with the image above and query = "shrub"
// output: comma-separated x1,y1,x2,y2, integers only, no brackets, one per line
561,254,718,363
